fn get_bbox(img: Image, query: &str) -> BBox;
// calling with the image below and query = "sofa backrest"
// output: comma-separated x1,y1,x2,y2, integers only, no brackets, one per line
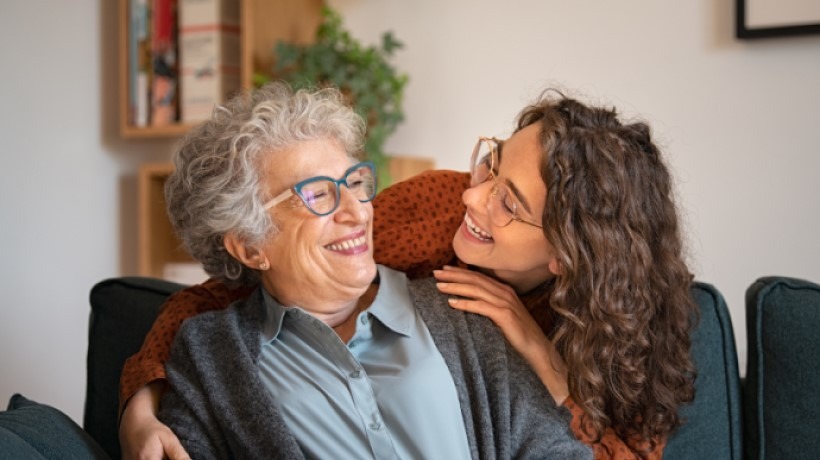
664,282,743,460
744,276,820,460
85,277,744,459
85,277,185,460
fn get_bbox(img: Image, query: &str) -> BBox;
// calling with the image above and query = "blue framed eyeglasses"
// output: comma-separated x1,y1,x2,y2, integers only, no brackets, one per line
263,161,377,216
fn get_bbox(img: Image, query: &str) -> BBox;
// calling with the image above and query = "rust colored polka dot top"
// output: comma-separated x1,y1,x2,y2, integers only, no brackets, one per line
120,170,662,459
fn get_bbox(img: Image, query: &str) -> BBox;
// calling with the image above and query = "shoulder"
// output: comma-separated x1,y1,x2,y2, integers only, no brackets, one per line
375,169,470,207
175,289,263,349
407,277,506,346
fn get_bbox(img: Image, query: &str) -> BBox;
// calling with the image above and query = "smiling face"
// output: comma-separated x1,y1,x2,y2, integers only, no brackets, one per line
452,122,560,293
255,139,376,315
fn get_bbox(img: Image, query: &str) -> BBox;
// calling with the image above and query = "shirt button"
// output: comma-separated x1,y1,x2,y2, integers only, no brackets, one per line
360,315,369,325
349,369,362,379
369,422,382,431
349,339,360,348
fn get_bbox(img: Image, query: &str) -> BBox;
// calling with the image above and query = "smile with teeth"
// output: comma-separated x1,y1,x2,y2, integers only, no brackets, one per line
464,213,492,241
325,235,368,251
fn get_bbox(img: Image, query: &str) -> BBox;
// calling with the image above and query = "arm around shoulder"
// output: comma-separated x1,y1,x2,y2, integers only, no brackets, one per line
119,277,252,406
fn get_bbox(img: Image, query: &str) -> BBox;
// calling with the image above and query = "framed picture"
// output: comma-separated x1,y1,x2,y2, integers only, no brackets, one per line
737,0,820,38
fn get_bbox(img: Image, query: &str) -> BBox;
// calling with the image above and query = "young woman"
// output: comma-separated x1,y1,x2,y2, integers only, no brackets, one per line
119,89,695,460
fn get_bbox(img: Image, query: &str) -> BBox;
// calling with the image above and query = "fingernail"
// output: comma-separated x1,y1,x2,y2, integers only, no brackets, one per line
433,270,442,276
436,282,448,289
448,298,458,305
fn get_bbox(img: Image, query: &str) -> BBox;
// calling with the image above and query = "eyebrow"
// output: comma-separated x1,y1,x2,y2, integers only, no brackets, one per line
503,178,534,214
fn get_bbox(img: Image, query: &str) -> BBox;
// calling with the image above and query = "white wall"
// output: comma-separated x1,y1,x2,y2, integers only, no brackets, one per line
0,1,174,422
0,0,818,423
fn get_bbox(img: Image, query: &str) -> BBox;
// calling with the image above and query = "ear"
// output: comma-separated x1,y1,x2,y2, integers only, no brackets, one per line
548,257,563,276
224,231,269,270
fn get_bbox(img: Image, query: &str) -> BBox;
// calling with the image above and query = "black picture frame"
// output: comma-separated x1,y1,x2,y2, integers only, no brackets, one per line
736,0,820,39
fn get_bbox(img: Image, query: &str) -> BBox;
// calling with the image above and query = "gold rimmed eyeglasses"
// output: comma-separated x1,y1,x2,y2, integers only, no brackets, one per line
470,137,543,229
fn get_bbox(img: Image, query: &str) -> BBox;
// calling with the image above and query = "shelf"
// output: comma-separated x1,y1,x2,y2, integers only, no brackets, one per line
121,123,199,139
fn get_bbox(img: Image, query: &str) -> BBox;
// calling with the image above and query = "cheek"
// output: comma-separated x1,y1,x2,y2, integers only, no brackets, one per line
270,222,318,259
501,230,551,259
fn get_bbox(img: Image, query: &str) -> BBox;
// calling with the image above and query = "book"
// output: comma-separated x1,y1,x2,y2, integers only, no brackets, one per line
150,0,179,125
131,0,152,126
178,0,241,123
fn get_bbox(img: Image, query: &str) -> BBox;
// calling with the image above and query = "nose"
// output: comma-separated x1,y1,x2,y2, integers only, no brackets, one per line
462,180,492,216
333,186,370,223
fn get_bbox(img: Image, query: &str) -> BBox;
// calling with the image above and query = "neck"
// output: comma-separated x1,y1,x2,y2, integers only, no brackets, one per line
332,283,379,343
480,266,551,294
263,278,379,343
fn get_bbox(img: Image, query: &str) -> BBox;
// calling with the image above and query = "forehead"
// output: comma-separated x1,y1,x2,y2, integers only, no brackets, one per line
261,139,352,190
497,123,547,209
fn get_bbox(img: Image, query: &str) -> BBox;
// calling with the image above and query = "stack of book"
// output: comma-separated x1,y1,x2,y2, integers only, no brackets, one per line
127,0,241,127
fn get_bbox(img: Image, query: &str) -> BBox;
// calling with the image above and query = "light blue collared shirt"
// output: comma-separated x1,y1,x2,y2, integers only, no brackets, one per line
257,265,471,460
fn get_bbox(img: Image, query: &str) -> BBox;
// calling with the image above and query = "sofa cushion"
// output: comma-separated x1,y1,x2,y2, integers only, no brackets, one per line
85,277,185,459
0,394,108,459
664,282,743,460
744,276,820,460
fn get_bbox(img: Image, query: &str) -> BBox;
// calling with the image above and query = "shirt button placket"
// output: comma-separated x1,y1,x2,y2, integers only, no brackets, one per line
369,414,382,431
346,366,397,457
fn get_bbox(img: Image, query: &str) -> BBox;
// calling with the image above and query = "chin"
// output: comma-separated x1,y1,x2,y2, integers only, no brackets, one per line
351,259,378,284
452,234,478,265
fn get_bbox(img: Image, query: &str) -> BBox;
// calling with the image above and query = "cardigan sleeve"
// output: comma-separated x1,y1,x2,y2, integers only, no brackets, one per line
157,330,223,460
119,170,469,406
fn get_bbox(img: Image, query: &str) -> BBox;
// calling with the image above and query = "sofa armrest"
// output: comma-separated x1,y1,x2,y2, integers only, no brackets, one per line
665,282,743,460
84,277,185,459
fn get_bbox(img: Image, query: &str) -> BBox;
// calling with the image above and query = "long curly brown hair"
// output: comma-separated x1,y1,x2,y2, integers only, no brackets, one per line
518,91,697,449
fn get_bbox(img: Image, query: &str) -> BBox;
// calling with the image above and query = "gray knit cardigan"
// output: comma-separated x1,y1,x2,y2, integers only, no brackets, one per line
158,277,591,460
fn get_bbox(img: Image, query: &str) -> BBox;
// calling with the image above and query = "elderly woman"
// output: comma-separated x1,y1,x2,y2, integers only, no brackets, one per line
151,82,588,459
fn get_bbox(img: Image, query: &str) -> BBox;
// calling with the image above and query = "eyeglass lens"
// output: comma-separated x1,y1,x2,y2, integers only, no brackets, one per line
471,139,497,186
489,183,518,227
469,137,541,228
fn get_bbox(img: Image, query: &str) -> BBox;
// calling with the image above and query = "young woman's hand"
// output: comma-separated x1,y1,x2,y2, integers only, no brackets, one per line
434,265,569,404
119,381,190,460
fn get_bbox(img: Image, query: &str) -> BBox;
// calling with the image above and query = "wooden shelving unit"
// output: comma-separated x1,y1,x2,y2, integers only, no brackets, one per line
137,163,194,278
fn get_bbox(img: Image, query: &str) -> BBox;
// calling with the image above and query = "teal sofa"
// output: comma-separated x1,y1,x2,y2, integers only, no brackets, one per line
1,275,818,459
743,276,820,459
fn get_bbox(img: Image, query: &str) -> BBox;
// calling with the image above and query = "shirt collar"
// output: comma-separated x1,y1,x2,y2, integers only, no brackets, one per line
367,265,414,338
260,264,415,344
261,288,286,343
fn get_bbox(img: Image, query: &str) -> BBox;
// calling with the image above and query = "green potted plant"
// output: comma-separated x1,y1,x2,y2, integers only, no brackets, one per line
258,7,409,188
